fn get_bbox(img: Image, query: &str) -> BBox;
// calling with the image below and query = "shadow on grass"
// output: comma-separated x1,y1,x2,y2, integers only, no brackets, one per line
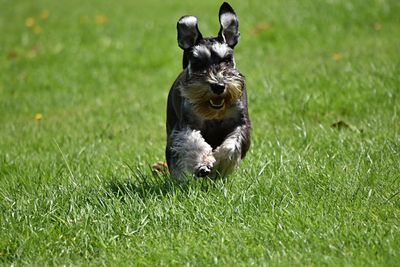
107,163,226,199
109,176,174,199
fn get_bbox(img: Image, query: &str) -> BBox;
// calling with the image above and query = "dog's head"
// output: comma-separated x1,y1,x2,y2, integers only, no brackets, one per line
176,2,245,120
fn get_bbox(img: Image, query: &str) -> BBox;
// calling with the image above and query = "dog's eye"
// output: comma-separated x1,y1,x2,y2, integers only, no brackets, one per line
224,54,233,62
191,58,208,72
222,54,233,65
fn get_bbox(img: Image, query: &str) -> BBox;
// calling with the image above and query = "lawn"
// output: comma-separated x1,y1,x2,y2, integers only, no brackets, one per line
1,0,399,265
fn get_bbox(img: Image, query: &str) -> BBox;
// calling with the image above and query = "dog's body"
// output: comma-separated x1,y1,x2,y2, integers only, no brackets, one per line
166,2,251,180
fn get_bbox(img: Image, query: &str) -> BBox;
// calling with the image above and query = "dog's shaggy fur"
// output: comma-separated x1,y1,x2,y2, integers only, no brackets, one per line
166,2,251,180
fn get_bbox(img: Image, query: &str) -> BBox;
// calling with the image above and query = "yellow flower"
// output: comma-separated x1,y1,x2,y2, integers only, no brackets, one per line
332,52,343,61
27,50,37,59
25,17,35,28
34,113,43,121
250,22,273,36
34,25,42,34
372,22,382,31
40,10,50,20
95,14,108,25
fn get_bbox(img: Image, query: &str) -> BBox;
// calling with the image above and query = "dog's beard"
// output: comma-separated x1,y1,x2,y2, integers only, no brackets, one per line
179,70,244,120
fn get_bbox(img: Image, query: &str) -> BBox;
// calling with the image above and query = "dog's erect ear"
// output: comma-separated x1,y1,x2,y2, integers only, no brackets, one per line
177,16,203,50
218,2,240,48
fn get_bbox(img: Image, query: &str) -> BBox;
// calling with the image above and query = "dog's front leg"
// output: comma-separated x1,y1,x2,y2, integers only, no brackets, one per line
167,128,216,180
212,125,250,177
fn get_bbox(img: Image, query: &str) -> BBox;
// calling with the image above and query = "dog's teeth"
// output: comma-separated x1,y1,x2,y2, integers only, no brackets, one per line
210,99,225,108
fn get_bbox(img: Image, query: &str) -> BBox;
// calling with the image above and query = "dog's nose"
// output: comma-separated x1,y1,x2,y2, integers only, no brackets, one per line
210,83,225,95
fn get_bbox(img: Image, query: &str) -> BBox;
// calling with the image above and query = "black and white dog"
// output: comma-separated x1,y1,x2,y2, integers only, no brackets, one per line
166,2,251,180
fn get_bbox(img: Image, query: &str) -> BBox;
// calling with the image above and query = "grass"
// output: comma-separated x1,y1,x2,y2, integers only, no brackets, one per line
1,0,399,265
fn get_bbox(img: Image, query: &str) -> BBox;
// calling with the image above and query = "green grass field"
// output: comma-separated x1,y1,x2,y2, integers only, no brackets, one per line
1,0,399,265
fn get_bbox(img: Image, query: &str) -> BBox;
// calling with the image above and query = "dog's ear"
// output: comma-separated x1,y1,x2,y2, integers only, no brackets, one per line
177,16,202,50
218,2,240,48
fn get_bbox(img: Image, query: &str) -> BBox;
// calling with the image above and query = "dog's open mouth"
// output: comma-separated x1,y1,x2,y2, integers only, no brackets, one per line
209,98,225,109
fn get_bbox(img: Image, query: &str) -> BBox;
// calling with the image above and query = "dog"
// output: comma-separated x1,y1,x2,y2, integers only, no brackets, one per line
165,2,251,180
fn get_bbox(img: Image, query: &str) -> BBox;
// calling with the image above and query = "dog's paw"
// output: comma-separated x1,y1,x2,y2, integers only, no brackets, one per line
195,165,212,177
212,141,241,178
193,151,216,178
214,142,240,162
